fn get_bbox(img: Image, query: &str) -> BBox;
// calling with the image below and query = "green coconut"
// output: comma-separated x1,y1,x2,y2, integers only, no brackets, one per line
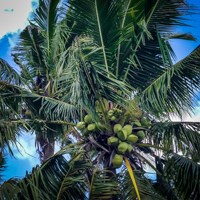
84,114,93,124
114,108,122,114
137,131,145,139
112,154,123,168
108,109,114,117
118,142,129,154
123,124,132,135
107,136,119,146
102,98,109,111
110,116,116,121
113,124,122,133
87,123,96,131
95,101,102,112
134,120,141,127
141,118,150,126
76,122,86,130
127,134,138,144
117,129,127,141
127,144,133,153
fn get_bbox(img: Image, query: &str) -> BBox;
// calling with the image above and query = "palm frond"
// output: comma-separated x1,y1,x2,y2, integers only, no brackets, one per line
0,81,26,154
165,153,200,200
13,25,45,81
167,33,196,41
0,152,6,182
21,92,78,121
34,0,60,51
0,146,90,200
118,168,166,200
89,170,119,200
149,121,200,161
140,45,200,115
0,59,21,84
53,36,131,114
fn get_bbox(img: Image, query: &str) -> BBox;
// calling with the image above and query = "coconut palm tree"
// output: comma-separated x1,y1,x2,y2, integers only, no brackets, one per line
1,0,200,199
6,0,78,163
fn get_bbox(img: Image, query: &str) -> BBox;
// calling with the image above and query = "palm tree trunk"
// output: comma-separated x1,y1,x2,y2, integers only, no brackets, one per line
42,139,55,162
36,134,55,163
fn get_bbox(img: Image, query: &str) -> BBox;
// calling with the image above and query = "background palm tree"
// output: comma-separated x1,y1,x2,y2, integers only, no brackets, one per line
1,0,200,199
8,0,78,163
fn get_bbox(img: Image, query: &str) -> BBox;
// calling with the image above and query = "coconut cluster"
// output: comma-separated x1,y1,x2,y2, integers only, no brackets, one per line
109,123,146,168
76,114,99,134
76,100,151,169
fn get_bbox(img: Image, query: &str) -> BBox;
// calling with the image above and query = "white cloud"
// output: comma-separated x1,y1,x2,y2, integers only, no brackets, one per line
7,32,20,48
0,0,37,39
170,105,200,122
12,133,40,166
10,133,62,167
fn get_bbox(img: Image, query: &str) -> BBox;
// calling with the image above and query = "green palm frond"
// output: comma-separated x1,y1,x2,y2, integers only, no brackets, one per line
0,147,90,200
140,45,200,115
89,170,119,199
118,169,166,200
0,59,21,84
21,92,78,121
149,121,200,161
34,0,61,51
165,154,200,200
0,145,120,200
0,81,25,153
0,152,6,182
53,36,131,113
0,80,77,121
13,25,45,80
167,33,196,41
66,0,123,75
0,119,23,154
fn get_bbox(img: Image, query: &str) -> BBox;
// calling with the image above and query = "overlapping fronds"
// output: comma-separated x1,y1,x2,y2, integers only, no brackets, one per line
89,170,119,199
33,0,60,50
149,121,200,161
1,0,200,199
0,146,120,200
0,147,89,200
118,169,166,200
165,154,200,200
13,25,45,80
0,59,21,85
0,152,6,182
0,81,24,153
140,45,200,115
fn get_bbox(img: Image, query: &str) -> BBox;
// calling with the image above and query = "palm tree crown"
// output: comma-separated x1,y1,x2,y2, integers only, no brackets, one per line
0,0,200,199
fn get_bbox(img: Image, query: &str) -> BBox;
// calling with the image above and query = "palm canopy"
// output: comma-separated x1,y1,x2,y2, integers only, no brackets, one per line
0,0,200,199
6,0,200,119
0,146,165,200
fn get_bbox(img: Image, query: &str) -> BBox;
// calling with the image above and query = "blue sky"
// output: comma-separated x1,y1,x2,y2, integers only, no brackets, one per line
0,0,40,181
1,133,40,180
0,0,200,181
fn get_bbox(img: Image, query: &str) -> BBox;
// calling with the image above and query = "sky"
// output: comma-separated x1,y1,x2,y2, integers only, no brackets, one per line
0,0,200,181
0,0,40,180
1,133,40,180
